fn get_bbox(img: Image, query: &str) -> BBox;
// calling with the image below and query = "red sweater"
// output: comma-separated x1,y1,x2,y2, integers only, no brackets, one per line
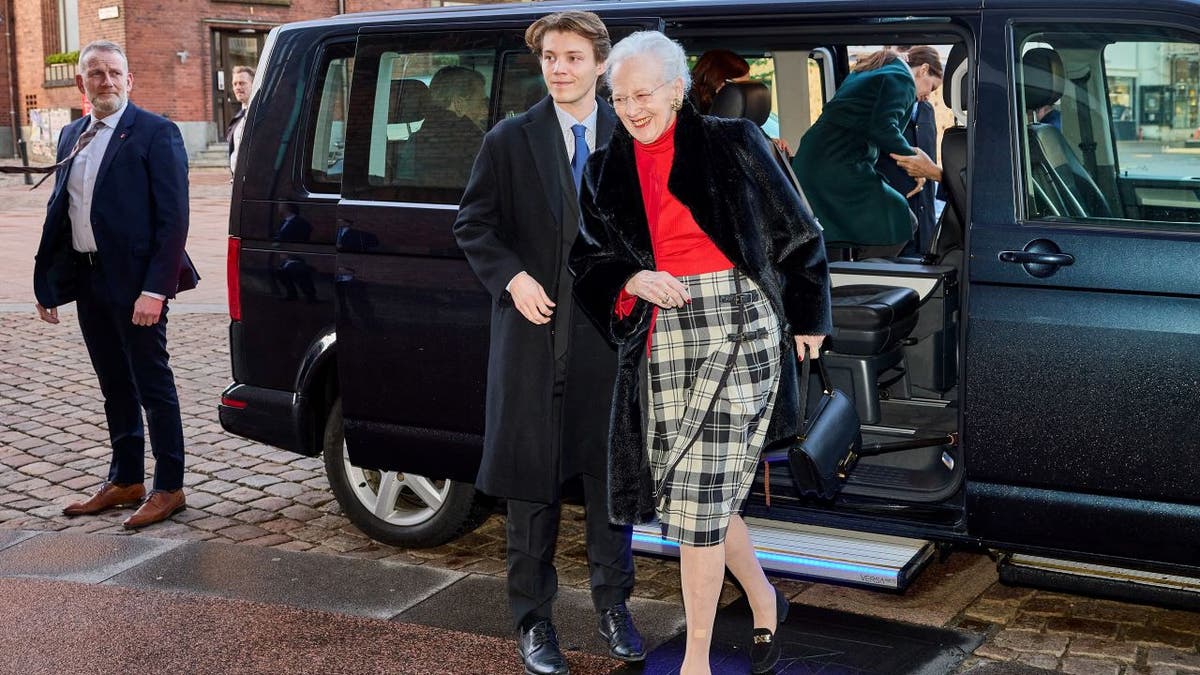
616,119,734,319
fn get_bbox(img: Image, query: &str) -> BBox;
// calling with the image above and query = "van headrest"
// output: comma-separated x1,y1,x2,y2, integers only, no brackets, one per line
389,78,430,124
943,43,968,110
709,81,772,126
1022,48,1064,110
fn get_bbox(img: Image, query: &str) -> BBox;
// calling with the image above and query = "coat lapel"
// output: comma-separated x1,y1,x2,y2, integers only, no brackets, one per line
590,121,654,269
94,104,137,191
523,97,568,231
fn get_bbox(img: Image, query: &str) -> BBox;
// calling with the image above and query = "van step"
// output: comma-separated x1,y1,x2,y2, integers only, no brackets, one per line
631,517,935,590
1000,554,1200,609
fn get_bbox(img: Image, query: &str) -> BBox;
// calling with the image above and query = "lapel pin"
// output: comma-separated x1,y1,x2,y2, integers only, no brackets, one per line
119,133,127,139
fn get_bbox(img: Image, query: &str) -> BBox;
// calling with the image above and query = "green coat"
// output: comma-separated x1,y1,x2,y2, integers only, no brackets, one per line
794,59,917,246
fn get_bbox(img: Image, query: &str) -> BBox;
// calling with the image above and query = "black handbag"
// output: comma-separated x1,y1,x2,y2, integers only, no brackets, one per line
787,356,863,500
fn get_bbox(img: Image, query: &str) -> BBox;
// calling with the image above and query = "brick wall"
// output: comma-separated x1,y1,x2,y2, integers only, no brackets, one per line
15,0,526,158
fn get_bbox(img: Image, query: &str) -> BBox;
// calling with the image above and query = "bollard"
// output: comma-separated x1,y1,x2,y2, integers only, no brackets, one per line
17,136,31,185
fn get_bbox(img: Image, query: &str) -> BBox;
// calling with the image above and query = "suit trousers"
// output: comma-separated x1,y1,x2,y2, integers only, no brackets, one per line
506,472,634,630
74,258,186,491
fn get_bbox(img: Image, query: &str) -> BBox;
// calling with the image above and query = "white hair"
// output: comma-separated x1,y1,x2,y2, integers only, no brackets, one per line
605,31,692,94
78,40,128,73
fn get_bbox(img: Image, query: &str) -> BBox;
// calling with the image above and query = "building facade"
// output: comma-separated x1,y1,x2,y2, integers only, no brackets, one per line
4,0,521,160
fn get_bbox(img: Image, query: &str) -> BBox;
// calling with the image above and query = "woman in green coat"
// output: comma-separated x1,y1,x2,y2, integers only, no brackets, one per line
795,50,943,248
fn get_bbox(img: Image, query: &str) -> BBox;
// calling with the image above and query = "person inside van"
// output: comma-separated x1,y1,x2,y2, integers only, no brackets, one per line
570,30,831,675
413,65,488,187
875,46,944,255
690,49,749,113
794,48,942,257
690,49,791,155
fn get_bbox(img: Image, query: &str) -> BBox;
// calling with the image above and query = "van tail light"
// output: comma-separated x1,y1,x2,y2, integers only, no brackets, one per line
227,236,242,321
220,394,247,410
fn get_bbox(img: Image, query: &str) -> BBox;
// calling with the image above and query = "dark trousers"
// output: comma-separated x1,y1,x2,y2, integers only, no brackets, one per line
506,472,634,630
75,261,185,491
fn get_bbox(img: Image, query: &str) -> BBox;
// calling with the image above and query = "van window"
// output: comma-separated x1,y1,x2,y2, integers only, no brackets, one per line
496,51,545,120
1015,25,1200,226
344,34,498,204
305,45,354,193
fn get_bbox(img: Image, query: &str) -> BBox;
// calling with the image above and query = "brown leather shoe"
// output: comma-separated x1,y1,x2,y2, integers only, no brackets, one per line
122,489,186,529
62,482,146,517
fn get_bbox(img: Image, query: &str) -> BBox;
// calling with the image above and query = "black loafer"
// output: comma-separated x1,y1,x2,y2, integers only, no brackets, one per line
518,619,569,675
750,586,790,674
598,603,646,662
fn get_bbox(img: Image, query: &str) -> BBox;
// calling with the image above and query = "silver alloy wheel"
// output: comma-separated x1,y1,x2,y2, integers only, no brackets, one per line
342,441,452,527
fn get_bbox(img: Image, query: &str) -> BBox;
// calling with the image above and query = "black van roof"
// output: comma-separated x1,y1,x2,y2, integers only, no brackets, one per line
282,0,1200,32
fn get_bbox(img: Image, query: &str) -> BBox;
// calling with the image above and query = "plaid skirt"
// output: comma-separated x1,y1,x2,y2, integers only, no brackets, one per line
647,268,782,546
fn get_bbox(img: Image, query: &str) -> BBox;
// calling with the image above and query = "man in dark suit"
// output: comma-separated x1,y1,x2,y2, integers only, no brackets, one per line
33,40,198,530
453,11,643,675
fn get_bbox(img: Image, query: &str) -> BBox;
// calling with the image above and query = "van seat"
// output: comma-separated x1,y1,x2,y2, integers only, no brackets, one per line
829,285,920,356
1022,48,1111,218
710,80,772,126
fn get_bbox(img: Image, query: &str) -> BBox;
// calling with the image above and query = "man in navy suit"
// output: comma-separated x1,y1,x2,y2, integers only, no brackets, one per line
33,40,198,529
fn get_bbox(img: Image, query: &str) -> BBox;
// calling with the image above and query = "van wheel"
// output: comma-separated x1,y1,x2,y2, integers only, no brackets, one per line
323,398,483,548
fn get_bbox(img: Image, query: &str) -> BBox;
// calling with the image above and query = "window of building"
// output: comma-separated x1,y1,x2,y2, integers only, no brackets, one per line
1015,24,1200,226
344,33,497,204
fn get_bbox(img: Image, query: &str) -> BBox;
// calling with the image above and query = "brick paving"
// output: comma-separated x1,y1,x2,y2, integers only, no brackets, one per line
4,172,1200,674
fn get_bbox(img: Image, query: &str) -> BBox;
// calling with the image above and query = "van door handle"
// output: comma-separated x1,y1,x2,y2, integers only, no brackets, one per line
998,251,1074,266
998,239,1074,278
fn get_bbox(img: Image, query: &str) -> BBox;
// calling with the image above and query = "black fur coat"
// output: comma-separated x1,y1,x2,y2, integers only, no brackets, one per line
570,102,833,525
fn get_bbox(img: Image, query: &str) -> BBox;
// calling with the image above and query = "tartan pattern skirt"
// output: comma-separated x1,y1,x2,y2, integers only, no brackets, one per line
647,268,782,546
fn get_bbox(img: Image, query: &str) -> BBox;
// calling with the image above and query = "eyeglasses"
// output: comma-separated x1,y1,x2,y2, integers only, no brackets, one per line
610,81,669,109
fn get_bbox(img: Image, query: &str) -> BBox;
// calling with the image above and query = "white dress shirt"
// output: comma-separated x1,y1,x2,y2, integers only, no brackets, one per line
553,101,598,160
229,106,247,173
66,101,165,301
67,100,127,254
506,102,599,292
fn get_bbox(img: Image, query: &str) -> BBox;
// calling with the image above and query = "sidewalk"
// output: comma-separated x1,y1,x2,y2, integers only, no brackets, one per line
0,528,989,675
4,169,1200,675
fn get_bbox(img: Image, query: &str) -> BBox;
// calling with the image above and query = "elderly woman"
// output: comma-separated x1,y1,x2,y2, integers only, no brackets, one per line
570,31,831,675
794,48,943,250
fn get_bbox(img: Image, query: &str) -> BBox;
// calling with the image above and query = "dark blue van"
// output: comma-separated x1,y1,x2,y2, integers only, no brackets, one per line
219,0,1200,604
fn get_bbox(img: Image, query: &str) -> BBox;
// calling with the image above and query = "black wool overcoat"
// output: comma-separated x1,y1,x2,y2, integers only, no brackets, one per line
453,96,618,504
569,102,834,525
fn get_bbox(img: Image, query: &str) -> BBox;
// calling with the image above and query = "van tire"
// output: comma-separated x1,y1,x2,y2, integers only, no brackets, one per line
323,398,484,548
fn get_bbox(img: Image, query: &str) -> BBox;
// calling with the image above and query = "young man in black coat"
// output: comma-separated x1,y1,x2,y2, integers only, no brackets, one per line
452,11,643,675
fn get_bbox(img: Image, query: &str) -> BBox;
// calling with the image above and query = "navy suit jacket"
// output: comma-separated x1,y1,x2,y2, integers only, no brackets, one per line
33,103,199,309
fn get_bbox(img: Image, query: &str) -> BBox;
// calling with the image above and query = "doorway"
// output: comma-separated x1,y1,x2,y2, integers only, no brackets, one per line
213,29,267,137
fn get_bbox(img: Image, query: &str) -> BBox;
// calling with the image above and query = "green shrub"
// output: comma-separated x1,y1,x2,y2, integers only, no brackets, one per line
45,51,80,66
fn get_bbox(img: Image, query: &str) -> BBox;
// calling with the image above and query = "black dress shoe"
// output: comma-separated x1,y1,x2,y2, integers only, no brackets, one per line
518,619,569,675
750,586,790,674
598,603,646,662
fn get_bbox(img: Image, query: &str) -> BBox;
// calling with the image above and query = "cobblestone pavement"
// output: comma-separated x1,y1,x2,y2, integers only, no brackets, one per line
3,172,1200,674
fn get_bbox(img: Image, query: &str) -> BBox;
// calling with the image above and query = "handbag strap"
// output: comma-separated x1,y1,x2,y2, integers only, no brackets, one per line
797,351,833,428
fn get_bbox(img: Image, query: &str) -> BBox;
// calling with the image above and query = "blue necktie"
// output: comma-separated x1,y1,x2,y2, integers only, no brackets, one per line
570,123,589,193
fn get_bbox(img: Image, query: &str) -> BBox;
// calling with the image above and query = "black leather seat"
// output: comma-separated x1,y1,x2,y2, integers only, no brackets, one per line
1022,48,1111,218
933,44,969,263
386,78,430,183
829,285,920,356
710,80,772,125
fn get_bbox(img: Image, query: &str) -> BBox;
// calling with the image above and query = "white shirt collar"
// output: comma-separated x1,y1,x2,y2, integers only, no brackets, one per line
553,101,597,137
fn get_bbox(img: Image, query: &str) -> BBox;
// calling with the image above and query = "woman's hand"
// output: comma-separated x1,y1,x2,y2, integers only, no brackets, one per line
904,176,928,199
624,270,691,309
794,334,825,361
890,148,942,182
771,137,792,157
